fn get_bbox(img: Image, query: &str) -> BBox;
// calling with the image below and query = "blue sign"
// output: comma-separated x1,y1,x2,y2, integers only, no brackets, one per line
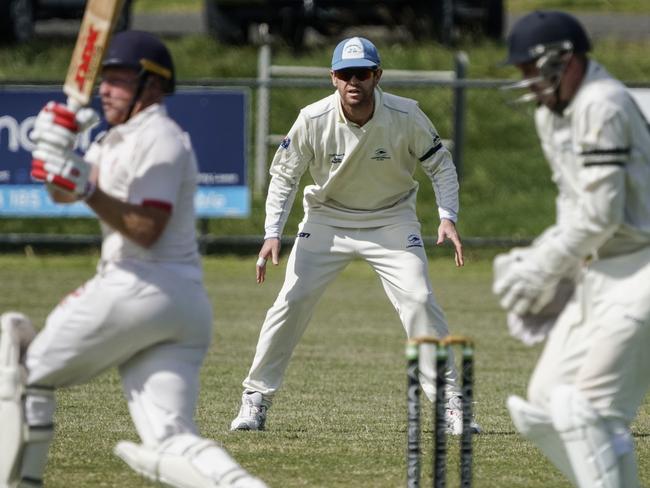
0,86,249,217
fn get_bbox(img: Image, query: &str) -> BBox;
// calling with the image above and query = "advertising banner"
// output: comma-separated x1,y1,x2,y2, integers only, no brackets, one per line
0,86,249,217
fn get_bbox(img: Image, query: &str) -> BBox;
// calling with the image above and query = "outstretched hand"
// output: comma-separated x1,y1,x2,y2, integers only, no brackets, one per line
255,237,281,284
437,219,464,267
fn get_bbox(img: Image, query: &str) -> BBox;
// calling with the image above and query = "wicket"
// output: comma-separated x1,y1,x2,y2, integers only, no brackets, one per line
406,335,474,488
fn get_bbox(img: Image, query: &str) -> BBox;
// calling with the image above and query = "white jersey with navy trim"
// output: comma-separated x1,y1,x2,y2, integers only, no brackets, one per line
242,85,467,405
264,88,459,238
535,60,650,259
521,63,650,481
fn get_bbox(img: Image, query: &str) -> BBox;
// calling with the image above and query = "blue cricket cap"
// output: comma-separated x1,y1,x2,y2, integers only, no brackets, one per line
331,37,381,71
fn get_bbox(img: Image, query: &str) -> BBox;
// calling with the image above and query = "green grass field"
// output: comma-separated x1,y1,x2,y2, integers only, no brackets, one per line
2,253,648,487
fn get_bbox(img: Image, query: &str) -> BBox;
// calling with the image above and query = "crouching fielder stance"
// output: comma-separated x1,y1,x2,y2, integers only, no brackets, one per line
231,37,479,436
0,31,266,488
494,11,650,488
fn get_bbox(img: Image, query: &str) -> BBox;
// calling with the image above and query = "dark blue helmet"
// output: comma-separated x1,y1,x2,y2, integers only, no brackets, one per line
103,30,175,93
504,11,591,65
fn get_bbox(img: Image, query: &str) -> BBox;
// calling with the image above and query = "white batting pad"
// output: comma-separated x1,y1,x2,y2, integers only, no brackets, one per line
0,312,35,487
115,434,268,488
550,385,637,488
507,395,577,485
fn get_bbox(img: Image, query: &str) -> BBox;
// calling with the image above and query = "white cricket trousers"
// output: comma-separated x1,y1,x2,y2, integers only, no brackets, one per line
243,221,461,401
25,259,213,446
528,245,650,423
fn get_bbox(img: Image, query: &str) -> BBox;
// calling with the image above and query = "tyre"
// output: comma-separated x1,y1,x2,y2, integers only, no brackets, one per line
0,0,35,43
204,0,247,44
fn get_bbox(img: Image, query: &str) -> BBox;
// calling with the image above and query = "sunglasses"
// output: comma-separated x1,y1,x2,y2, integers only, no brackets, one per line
334,68,377,82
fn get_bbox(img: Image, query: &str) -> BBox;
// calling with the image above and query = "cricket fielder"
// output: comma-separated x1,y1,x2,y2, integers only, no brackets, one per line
231,37,480,435
0,31,266,488
493,11,650,488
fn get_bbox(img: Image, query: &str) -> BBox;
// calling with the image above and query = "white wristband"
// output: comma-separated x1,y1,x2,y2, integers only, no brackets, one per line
256,257,267,267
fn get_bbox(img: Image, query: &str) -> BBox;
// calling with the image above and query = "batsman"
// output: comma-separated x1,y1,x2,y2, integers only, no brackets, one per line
494,11,650,488
0,31,266,488
231,37,480,435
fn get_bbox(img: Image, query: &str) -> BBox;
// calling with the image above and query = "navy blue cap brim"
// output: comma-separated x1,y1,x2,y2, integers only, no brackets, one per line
332,58,379,71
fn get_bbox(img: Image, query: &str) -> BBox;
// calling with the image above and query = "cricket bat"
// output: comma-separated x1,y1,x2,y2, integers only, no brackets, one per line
62,0,125,111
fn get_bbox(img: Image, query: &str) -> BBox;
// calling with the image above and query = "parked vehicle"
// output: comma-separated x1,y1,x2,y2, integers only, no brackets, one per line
0,0,133,43
204,0,504,47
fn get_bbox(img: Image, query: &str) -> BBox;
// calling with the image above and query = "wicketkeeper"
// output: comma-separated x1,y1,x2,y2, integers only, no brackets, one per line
494,11,650,488
0,31,266,488
231,37,480,436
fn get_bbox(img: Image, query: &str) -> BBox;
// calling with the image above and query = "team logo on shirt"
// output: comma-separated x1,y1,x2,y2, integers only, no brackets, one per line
329,153,344,164
297,232,311,238
280,136,291,149
371,148,391,161
406,234,423,248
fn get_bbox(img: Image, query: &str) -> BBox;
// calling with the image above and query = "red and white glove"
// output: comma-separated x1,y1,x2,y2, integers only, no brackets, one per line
31,146,94,198
30,102,99,199
30,101,99,149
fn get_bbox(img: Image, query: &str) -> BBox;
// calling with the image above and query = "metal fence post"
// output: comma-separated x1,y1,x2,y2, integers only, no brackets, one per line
453,51,468,180
254,25,271,196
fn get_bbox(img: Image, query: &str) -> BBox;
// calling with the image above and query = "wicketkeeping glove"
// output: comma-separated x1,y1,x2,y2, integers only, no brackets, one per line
492,250,558,315
505,278,575,346
492,242,579,316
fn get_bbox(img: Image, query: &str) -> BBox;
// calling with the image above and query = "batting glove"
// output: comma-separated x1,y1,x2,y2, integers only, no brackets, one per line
31,144,95,199
30,101,99,152
30,101,98,199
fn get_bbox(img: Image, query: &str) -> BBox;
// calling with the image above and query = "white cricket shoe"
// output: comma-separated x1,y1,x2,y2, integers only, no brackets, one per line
230,392,270,431
445,395,482,435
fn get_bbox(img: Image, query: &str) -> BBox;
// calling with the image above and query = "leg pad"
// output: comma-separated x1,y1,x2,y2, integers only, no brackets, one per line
507,395,577,485
0,312,35,487
550,385,637,488
114,433,268,488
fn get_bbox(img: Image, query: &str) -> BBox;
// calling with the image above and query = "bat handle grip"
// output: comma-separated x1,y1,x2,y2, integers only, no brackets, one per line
66,97,83,113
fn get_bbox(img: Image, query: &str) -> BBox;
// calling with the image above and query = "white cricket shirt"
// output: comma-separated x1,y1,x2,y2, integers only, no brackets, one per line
86,103,201,271
264,88,459,238
535,60,650,260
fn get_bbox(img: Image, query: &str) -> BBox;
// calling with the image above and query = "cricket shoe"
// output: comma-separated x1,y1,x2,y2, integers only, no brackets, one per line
230,392,270,431
445,395,482,435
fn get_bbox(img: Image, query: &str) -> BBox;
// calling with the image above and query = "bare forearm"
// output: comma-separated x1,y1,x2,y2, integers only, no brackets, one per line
85,188,170,248
46,184,78,204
